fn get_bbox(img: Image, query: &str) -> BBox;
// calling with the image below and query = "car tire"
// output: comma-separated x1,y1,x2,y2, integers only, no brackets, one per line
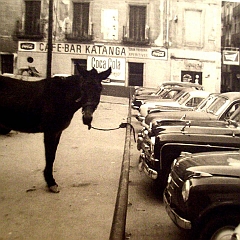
197,212,240,240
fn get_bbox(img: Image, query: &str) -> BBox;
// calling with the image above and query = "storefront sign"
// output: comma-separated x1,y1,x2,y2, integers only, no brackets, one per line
223,50,240,65
127,47,167,60
184,60,202,70
18,41,168,61
18,41,127,57
87,56,125,80
19,42,36,51
128,47,149,58
150,48,168,60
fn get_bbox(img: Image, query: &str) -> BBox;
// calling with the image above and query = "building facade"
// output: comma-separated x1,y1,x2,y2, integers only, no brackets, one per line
222,0,240,92
0,0,221,92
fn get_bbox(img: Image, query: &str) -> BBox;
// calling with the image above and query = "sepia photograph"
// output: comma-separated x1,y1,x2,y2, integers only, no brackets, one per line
0,0,240,239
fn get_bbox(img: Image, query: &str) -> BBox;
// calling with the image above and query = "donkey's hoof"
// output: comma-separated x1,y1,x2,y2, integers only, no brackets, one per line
49,185,60,193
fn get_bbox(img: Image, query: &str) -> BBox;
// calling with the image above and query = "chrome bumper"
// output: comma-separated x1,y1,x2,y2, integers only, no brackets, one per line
163,190,192,230
138,153,158,180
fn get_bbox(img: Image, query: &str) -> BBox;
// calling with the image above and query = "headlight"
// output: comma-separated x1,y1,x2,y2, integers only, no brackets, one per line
182,179,191,202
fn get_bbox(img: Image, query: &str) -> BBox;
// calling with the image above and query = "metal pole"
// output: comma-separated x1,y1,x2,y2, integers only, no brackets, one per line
46,0,53,78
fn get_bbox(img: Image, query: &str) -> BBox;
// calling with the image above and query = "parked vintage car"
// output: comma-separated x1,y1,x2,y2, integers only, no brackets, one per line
133,81,204,98
137,107,240,190
132,82,204,110
143,92,240,127
138,90,210,119
141,93,219,121
164,150,240,240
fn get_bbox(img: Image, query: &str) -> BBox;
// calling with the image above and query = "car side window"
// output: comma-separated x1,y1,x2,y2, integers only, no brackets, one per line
186,97,203,107
226,103,240,119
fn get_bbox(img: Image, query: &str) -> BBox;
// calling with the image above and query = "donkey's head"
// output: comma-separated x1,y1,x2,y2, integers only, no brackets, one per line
77,67,111,129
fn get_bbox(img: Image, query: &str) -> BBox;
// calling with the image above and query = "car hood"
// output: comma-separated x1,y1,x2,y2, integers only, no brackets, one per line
141,97,174,102
144,101,181,108
175,151,240,181
145,111,216,125
152,122,240,136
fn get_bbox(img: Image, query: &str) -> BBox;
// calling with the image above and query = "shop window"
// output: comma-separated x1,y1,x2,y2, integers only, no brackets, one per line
128,62,143,86
181,71,202,85
67,3,92,41
123,6,149,44
25,1,41,36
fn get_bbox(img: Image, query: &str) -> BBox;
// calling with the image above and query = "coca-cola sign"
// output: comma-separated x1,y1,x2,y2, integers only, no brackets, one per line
150,48,167,60
20,42,35,50
151,50,165,57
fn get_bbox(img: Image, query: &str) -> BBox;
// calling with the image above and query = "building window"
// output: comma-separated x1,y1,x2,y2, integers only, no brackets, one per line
123,5,149,44
72,3,90,39
129,6,146,41
25,1,41,36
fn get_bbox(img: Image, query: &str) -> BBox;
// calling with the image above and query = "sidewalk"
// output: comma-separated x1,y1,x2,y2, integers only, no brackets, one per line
0,96,129,240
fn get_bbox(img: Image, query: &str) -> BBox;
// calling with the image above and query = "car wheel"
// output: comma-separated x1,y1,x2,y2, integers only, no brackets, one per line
197,213,240,240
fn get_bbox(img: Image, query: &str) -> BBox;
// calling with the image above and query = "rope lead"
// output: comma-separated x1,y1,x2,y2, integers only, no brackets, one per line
91,122,136,142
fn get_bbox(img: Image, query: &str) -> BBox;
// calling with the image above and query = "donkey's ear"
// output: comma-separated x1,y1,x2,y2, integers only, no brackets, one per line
97,67,112,81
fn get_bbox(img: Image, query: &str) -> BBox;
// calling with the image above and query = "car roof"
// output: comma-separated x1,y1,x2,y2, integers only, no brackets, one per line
161,81,204,90
218,92,240,101
184,90,210,97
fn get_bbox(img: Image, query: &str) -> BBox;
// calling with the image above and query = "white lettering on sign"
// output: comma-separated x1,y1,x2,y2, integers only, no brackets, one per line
128,47,148,58
88,56,125,81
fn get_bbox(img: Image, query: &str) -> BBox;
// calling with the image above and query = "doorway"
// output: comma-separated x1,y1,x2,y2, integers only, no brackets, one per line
73,59,87,74
1,54,14,74
128,62,143,86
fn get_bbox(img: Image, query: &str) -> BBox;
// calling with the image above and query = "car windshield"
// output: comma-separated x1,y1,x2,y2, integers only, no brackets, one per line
177,92,190,104
172,91,188,101
162,90,181,99
196,94,218,111
206,96,230,116
155,88,168,96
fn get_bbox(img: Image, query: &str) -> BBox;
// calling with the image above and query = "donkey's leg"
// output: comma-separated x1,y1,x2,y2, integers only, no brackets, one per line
43,131,62,193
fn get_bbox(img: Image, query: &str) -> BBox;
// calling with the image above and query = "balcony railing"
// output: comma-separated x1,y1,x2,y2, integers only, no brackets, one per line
122,26,150,45
65,23,93,42
15,20,44,40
